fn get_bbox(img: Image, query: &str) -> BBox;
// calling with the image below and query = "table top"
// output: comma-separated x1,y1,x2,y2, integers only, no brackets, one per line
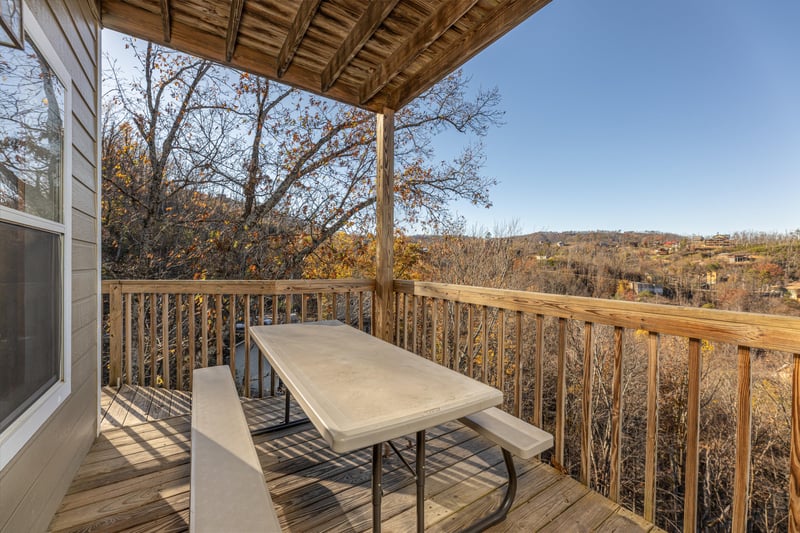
249,321,503,453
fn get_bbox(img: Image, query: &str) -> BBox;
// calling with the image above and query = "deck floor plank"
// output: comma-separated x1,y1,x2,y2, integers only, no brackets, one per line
50,387,660,533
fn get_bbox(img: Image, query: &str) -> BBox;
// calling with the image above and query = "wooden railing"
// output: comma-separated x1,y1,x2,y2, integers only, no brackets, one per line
102,277,800,531
103,279,375,396
392,280,800,532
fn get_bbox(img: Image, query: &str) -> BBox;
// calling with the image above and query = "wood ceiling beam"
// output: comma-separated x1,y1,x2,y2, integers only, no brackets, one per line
276,0,322,78
321,0,400,94
386,0,552,109
359,0,478,105
225,0,245,62
159,0,171,42
101,0,368,110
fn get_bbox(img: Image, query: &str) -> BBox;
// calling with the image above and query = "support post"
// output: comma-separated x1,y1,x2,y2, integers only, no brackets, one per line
375,108,395,342
108,282,123,388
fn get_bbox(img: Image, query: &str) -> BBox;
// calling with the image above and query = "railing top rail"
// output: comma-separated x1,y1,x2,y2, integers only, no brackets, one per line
394,280,800,353
102,279,376,295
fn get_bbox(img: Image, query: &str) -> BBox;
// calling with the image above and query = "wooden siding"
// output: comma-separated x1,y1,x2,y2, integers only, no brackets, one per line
51,392,659,532
0,1,100,531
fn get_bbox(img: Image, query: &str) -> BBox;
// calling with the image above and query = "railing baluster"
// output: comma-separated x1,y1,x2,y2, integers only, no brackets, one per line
176,295,183,391
555,317,567,469
162,294,169,389
403,293,410,350
534,314,544,427
258,295,265,398
791,353,800,532
580,322,594,486
108,283,122,388
215,294,223,367
272,294,278,326
644,331,659,520
317,292,323,321
609,326,624,503
346,291,352,327
137,294,145,386
456,302,463,373
421,296,428,359
301,293,307,322
443,300,449,366
684,337,701,532
514,311,522,418
732,345,751,532
188,295,195,389
229,294,236,366
201,295,209,369
432,298,438,363
124,294,132,385
394,290,400,345
467,305,474,379
412,295,418,355
244,294,251,398
149,293,157,387
481,306,488,383
359,291,364,331
498,309,505,393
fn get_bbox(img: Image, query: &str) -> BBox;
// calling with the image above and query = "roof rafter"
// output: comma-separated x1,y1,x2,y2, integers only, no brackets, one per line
277,0,322,79
225,0,245,62
359,0,479,105
387,0,552,109
321,0,400,94
159,0,171,42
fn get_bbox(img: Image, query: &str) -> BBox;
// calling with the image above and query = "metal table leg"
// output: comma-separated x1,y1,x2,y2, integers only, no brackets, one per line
460,448,518,533
373,443,383,532
416,430,426,532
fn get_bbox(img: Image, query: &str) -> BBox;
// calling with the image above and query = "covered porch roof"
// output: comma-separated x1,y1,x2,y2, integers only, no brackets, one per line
98,0,551,112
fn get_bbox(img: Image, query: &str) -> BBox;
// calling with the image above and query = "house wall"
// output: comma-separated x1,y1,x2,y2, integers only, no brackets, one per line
0,1,100,531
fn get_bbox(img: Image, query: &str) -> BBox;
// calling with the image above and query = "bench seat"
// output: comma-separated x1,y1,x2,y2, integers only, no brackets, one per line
191,366,281,532
459,406,553,459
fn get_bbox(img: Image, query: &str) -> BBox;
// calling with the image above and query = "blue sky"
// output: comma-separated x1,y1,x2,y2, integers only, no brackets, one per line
440,0,800,236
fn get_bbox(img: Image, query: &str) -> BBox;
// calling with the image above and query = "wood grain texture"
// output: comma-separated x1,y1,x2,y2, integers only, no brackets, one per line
580,322,593,486
644,331,659,522
322,0,400,92
534,313,544,427
108,283,122,387
277,0,322,78
609,326,623,503
224,0,244,61
51,393,658,533
684,338,701,533
392,280,800,352
791,353,800,533
555,317,566,469
732,345,751,532
374,109,395,342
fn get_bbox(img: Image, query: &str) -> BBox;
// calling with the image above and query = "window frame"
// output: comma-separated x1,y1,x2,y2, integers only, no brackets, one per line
0,2,72,470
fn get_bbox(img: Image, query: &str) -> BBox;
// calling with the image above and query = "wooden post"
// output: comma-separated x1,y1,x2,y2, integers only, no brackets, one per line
375,108,395,342
644,332,659,522
684,338,701,533
732,345,751,532
790,353,800,532
108,283,123,388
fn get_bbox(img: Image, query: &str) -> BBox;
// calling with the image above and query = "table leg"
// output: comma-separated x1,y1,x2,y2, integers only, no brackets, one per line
284,388,291,424
416,430,425,532
373,444,383,532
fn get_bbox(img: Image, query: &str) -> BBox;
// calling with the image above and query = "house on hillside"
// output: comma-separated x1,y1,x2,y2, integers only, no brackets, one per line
786,281,800,300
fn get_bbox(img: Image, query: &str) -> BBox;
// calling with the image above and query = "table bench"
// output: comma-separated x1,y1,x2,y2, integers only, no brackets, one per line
190,367,281,532
459,407,554,532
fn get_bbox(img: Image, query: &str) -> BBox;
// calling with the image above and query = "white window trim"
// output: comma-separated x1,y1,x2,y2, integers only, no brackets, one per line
0,2,73,471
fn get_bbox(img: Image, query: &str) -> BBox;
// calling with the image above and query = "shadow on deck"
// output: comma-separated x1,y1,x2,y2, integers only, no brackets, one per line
51,387,659,532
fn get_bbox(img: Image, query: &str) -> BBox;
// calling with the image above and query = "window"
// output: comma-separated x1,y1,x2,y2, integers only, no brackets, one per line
0,4,71,468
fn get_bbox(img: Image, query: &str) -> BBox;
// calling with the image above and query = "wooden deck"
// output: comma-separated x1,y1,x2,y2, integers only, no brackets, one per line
54,387,659,532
